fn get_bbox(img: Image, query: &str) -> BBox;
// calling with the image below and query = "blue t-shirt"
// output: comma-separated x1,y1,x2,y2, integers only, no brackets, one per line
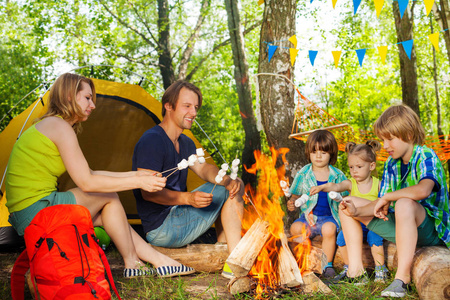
312,180,332,216
132,125,196,233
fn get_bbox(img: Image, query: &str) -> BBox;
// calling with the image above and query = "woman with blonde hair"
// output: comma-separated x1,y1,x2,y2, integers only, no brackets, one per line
6,73,194,278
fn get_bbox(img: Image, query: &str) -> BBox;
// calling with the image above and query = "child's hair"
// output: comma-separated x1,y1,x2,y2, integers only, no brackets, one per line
38,73,96,133
373,104,425,145
305,130,338,165
345,140,381,163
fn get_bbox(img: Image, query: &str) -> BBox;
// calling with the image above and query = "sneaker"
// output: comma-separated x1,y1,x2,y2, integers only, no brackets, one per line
156,264,195,278
334,271,369,286
374,268,388,283
381,279,410,298
321,266,336,278
333,266,348,282
123,267,156,278
221,262,234,279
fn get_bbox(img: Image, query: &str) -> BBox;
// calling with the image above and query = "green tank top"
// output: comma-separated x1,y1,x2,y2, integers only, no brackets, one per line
350,177,379,201
6,123,66,213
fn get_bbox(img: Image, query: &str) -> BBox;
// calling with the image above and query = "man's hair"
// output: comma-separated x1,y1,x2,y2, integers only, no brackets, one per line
305,130,338,165
373,104,425,145
161,80,202,117
38,73,96,133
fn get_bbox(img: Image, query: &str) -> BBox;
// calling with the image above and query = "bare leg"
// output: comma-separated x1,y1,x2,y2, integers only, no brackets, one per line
339,246,349,266
71,188,181,269
220,193,244,254
290,221,307,243
215,218,227,243
394,198,426,284
321,222,337,264
370,245,385,267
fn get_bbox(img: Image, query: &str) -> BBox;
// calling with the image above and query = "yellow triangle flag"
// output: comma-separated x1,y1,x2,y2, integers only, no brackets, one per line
332,51,341,68
374,0,384,18
429,32,440,52
289,35,298,48
290,48,299,66
332,0,338,8
424,0,434,16
377,46,388,64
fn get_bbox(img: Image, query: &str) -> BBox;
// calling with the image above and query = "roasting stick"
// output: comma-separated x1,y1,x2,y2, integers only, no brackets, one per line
243,192,264,220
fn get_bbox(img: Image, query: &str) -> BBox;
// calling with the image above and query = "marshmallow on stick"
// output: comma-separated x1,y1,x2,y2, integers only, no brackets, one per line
211,172,224,194
280,180,291,197
166,159,189,178
295,194,309,207
229,158,240,181
188,154,197,166
329,191,343,202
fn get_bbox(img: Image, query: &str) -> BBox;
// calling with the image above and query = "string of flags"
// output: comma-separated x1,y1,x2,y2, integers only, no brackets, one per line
265,29,447,68
258,0,436,19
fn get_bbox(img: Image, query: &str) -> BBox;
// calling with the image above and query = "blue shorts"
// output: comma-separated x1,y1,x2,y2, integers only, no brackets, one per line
293,214,339,239
146,182,229,247
8,191,76,236
336,223,384,247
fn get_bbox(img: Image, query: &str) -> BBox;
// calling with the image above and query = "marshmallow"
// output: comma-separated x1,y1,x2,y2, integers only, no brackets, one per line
329,191,343,202
221,163,229,171
280,180,288,188
196,148,205,157
231,166,239,173
197,156,206,164
230,173,238,180
218,169,227,177
177,159,189,170
188,155,197,166
215,175,223,183
232,158,240,167
295,194,309,207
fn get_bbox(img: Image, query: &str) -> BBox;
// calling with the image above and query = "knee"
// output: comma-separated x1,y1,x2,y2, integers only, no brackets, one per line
394,198,416,218
290,222,305,236
322,222,337,238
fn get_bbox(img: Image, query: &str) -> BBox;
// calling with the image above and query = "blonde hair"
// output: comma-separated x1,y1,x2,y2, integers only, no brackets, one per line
305,130,338,165
38,73,96,133
373,105,425,145
345,140,381,163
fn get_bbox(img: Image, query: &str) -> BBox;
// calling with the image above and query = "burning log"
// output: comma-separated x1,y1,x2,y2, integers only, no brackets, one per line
226,218,271,277
278,234,303,287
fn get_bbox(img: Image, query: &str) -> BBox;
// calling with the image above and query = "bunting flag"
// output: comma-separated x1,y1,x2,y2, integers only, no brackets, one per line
289,35,298,48
332,0,338,9
353,0,362,15
309,50,318,66
268,45,278,62
398,0,409,18
355,49,366,67
377,45,388,64
401,39,413,59
424,0,435,16
290,48,299,66
332,51,342,68
429,32,440,52
374,0,384,18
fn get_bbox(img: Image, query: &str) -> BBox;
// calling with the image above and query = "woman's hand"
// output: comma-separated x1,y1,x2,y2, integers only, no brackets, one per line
138,172,167,192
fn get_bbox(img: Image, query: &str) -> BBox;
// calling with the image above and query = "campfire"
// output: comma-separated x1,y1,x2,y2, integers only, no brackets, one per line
226,148,330,297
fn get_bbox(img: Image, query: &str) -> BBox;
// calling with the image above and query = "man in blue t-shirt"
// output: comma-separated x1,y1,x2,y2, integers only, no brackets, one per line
132,80,244,261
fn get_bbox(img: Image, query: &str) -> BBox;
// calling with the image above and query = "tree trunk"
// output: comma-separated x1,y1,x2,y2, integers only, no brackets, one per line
157,0,176,89
257,0,306,178
392,2,420,116
224,0,261,185
432,0,450,65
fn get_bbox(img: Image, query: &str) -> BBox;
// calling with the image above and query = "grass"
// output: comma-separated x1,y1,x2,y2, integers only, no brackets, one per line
0,246,420,300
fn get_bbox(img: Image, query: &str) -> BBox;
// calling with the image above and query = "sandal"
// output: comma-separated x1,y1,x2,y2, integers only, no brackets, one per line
156,264,195,278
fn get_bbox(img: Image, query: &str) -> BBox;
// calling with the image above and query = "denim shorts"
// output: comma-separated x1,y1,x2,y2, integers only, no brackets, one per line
337,222,384,247
8,191,76,236
293,214,339,239
145,182,229,247
367,212,444,247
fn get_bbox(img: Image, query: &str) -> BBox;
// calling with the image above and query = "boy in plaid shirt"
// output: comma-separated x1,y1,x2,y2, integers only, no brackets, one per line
338,105,450,297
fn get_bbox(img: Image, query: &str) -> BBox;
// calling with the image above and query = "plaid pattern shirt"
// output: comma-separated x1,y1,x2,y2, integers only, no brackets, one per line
290,163,348,227
379,144,450,248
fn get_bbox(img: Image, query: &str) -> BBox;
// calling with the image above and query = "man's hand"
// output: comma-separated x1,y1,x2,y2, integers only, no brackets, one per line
188,191,213,208
224,177,244,199
374,198,390,221
339,197,357,217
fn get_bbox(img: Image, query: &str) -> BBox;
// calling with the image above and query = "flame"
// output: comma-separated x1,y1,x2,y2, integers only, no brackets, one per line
242,148,311,297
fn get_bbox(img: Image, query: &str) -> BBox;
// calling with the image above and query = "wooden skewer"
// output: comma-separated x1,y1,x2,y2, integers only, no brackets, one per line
210,183,217,194
165,168,180,178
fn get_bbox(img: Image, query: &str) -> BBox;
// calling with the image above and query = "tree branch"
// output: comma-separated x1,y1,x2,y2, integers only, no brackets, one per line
128,0,160,47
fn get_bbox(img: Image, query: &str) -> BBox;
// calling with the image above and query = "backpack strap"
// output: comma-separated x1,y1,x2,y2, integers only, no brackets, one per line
11,250,29,300
97,243,122,300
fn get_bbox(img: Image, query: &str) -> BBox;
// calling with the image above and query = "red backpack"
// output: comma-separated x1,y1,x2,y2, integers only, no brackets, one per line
11,205,122,300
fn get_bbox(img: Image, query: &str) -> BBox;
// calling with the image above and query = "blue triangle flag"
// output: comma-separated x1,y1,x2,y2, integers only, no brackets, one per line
401,40,413,59
398,0,409,18
353,0,362,15
268,45,278,62
309,50,318,66
310,0,314,3
355,49,366,67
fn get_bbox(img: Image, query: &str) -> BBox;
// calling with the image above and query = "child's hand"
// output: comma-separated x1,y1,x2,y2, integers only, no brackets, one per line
374,198,390,221
309,185,323,196
339,198,357,217
287,199,295,211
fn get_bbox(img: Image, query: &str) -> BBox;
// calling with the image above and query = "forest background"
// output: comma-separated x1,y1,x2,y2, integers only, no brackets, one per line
1,0,449,185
